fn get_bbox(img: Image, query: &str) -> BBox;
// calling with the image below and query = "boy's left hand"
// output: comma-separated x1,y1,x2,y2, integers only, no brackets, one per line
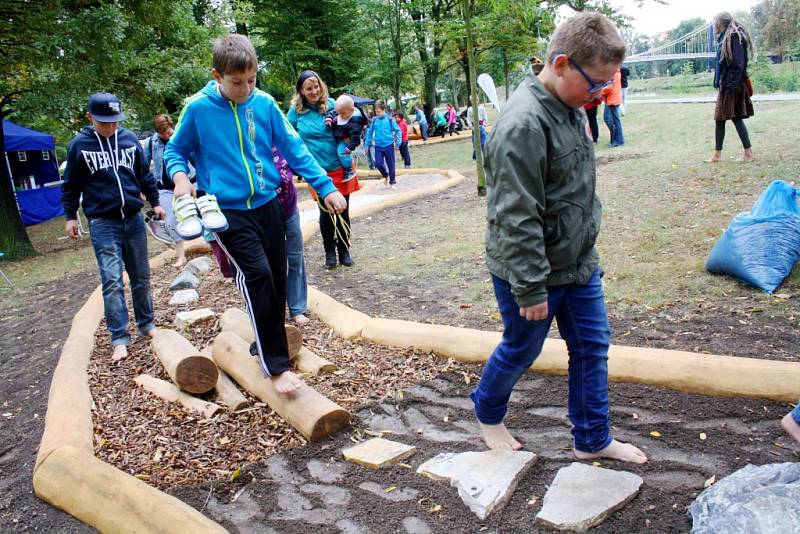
152,206,166,220
323,191,347,214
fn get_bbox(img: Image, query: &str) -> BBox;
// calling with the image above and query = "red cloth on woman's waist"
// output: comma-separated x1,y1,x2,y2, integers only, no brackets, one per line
308,166,360,200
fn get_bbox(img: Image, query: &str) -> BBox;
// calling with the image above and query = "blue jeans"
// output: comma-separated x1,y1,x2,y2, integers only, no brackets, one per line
471,270,613,453
419,122,428,141
284,210,307,318
89,214,154,346
472,126,487,160
603,105,624,146
374,145,396,184
792,402,800,425
336,142,353,171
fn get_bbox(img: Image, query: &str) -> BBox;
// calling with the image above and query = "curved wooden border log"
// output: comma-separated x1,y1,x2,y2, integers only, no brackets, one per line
135,374,221,418
211,331,350,441
219,308,302,359
33,445,226,533
151,329,219,394
307,287,371,340
359,317,800,403
295,347,338,375
183,237,212,255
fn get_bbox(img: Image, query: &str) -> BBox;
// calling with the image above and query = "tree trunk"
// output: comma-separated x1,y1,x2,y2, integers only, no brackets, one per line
212,331,350,441
0,115,37,260
219,308,302,359
151,329,219,394
463,0,486,196
134,374,221,418
503,48,510,101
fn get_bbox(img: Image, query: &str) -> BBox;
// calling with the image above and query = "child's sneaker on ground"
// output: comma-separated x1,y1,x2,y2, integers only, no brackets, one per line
341,169,357,183
173,194,203,239
196,194,228,233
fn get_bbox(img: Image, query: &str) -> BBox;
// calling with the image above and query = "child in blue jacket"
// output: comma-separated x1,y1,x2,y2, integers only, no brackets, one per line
364,99,401,187
164,34,346,394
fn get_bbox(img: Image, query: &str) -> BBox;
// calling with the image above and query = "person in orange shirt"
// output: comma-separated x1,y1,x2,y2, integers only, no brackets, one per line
602,69,624,146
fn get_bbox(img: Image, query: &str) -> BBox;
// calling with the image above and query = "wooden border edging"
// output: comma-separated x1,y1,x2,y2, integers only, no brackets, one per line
34,246,228,533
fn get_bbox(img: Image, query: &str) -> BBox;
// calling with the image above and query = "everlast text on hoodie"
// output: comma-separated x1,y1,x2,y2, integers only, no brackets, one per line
61,126,160,220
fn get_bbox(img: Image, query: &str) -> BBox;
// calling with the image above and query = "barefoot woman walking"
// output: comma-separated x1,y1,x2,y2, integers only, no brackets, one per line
707,11,755,163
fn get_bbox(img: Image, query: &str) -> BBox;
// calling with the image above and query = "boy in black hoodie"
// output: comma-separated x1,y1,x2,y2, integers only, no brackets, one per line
62,93,165,362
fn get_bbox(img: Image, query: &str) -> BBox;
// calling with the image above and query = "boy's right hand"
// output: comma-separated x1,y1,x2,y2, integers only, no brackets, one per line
172,172,192,198
65,220,79,240
520,302,548,322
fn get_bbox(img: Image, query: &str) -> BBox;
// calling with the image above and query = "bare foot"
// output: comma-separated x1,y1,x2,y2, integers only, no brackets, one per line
781,413,800,445
146,328,158,339
173,256,187,267
292,314,310,326
574,439,648,464
271,371,303,395
112,344,128,362
736,149,755,162
478,421,523,451
706,155,722,163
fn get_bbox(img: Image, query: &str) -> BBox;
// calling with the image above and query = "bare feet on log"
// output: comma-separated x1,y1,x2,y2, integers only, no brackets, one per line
292,314,310,326
271,370,303,395
781,412,800,445
574,439,648,464
478,421,522,451
112,344,128,362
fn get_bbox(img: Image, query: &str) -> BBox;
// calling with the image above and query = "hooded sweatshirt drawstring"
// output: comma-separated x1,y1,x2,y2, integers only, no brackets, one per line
94,129,127,218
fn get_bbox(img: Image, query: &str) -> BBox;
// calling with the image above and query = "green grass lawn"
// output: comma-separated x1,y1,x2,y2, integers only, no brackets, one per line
375,99,800,316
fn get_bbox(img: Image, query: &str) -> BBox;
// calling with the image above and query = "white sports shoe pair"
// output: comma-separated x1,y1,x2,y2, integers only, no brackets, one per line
173,194,228,239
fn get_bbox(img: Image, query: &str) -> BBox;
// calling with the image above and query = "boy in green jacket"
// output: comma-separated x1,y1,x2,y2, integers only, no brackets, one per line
472,12,647,464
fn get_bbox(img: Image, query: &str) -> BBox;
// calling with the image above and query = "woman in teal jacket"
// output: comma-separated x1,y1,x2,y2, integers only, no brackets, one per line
287,70,360,268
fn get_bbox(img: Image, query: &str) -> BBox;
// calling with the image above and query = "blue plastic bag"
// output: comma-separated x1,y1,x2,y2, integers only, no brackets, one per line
706,180,800,293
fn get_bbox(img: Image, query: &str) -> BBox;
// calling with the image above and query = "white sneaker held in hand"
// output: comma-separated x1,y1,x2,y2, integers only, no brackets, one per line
173,194,203,239
196,194,228,233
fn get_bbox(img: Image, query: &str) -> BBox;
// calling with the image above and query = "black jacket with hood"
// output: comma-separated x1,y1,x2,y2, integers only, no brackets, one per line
62,126,159,220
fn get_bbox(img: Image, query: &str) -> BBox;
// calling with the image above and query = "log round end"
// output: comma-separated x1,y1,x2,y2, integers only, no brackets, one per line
309,408,351,442
175,356,219,394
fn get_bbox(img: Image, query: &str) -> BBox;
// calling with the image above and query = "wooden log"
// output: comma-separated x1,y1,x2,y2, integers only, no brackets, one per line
219,308,302,359
33,445,228,534
294,347,338,375
151,329,218,394
199,345,250,411
134,375,221,418
211,331,350,441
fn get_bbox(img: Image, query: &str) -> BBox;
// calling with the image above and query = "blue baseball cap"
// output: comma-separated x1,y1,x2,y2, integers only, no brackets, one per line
88,92,127,122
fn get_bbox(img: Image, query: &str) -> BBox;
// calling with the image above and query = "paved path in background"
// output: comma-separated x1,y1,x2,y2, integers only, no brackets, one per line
628,93,800,104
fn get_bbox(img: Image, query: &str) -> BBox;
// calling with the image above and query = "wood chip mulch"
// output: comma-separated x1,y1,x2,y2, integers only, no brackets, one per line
87,254,477,490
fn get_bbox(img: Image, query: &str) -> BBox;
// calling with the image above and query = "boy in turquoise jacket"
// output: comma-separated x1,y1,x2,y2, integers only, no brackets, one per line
364,100,401,187
164,34,346,394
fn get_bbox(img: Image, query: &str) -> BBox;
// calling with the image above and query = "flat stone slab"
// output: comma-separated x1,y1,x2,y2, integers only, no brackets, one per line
688,462,800,533
416,450,536,520
341,438,416,469
175,308,215,330
169,270,200,290
186,256,212,275
535,462,643,532
169,289,199,306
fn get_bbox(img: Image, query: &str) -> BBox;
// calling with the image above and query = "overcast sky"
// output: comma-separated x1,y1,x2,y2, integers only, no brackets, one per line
560,0,762,36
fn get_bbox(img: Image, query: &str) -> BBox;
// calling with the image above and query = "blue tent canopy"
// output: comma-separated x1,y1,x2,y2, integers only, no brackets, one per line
3,119,55,151
3,120,62,225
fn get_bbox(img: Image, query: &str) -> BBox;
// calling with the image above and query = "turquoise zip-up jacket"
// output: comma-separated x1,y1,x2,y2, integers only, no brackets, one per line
164,81,336,211
286,98,340,172
365,114,401,148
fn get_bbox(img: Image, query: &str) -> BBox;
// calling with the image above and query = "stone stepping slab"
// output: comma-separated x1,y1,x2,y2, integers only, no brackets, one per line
535,462,643,532
417,449,536,520
341,437,416,469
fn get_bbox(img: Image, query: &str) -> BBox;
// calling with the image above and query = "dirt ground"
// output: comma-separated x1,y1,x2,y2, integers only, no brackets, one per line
1,174,799,533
